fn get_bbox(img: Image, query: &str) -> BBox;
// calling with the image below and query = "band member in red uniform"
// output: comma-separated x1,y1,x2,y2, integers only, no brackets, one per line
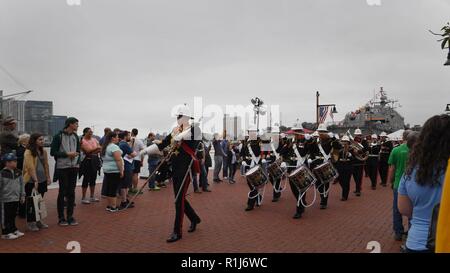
378,132,393,187
141,104,201,243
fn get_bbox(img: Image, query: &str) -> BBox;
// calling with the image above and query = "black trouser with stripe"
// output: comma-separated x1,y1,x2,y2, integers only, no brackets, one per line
378,160,389,185
311,161,330,206
1,202,19,235
352,164,364,193
316,182,329,206
247,182,262,208
367,157,379,188
270,175,282,200
289,181,306,215
337,164,353,200
172,160,200,236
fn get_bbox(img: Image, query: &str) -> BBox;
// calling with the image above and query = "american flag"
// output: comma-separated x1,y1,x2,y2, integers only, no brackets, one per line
319,106,329,123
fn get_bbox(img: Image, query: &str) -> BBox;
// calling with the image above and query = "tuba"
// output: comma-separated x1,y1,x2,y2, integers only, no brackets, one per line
350,141,368,161
347,131,369,161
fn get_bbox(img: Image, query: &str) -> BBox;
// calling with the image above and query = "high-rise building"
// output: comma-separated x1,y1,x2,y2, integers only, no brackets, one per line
1,99,26,133
25,101,53,135
50,115,68,136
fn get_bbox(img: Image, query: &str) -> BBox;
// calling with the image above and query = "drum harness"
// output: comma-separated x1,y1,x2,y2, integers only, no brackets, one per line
247,143,266,206
270,142,288,194
316,142,334,198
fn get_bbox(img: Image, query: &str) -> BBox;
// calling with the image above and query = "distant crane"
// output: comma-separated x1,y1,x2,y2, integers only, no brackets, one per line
0,90,33,99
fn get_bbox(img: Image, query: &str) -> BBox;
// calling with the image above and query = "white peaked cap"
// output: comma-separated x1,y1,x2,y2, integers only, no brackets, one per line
174,104,192,118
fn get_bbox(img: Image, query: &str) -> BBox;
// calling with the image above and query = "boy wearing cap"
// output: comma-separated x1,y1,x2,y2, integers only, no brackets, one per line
50,117,80,226
0,153,25,240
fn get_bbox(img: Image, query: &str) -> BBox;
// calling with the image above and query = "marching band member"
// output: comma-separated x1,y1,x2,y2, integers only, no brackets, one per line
378,132,393,187
307,124,339,210
335,136,354,201
241,126,263,211
367,134,381,190
265,126,285,203
140,104,201,243
288,129,310,219
351,129,368,196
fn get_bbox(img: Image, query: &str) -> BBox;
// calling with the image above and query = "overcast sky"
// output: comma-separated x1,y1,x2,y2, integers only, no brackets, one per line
1,0,449,136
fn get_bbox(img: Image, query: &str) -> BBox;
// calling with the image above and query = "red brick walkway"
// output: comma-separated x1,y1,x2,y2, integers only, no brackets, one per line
0,173,404,253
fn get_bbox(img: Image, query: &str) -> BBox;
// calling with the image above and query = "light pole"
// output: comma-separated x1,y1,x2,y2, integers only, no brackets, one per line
251,97,265,134
316,91,337,127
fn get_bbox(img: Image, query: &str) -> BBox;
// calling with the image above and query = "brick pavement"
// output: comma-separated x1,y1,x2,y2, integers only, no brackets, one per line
0,173,405,253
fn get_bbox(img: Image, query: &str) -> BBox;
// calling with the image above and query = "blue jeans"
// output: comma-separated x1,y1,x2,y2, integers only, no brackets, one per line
393,189,404,235
199,163,208,189
222,156,229,178
148,159,159,189
229,163,238,180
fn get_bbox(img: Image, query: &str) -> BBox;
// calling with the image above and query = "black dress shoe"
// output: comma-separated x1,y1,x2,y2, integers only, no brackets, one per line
293,213,302,219
320,204,327,210
188,219,201,233
202,189,211,192
245,206,254,211
272,198,279,202
340,197,348,201
166,233,182,243
355,192,361,196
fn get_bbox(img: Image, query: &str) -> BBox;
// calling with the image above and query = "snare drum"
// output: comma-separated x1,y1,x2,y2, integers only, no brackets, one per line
245,165,268,188
313,161,339,185
267,158,285,179
288,165,317,192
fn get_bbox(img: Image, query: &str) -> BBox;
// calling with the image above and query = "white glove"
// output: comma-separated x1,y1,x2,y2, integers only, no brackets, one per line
280,162,287,169
328,132,334,138
241,161,248,166
174,128,192,141
307,159,313,165
140,144,161,156
262,159,267,164
305,134,311,140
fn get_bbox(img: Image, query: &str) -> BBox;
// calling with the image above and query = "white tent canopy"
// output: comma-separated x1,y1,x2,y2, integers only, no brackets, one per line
387,129,404,141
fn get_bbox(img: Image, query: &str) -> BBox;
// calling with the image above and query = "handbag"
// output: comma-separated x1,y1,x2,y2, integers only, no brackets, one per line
31,189,47,221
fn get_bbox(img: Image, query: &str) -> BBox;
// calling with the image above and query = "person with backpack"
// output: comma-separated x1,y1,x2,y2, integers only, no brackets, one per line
50,117,81,227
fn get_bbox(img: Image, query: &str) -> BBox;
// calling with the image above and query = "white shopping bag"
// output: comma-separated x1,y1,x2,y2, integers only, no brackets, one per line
32,189,47,221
